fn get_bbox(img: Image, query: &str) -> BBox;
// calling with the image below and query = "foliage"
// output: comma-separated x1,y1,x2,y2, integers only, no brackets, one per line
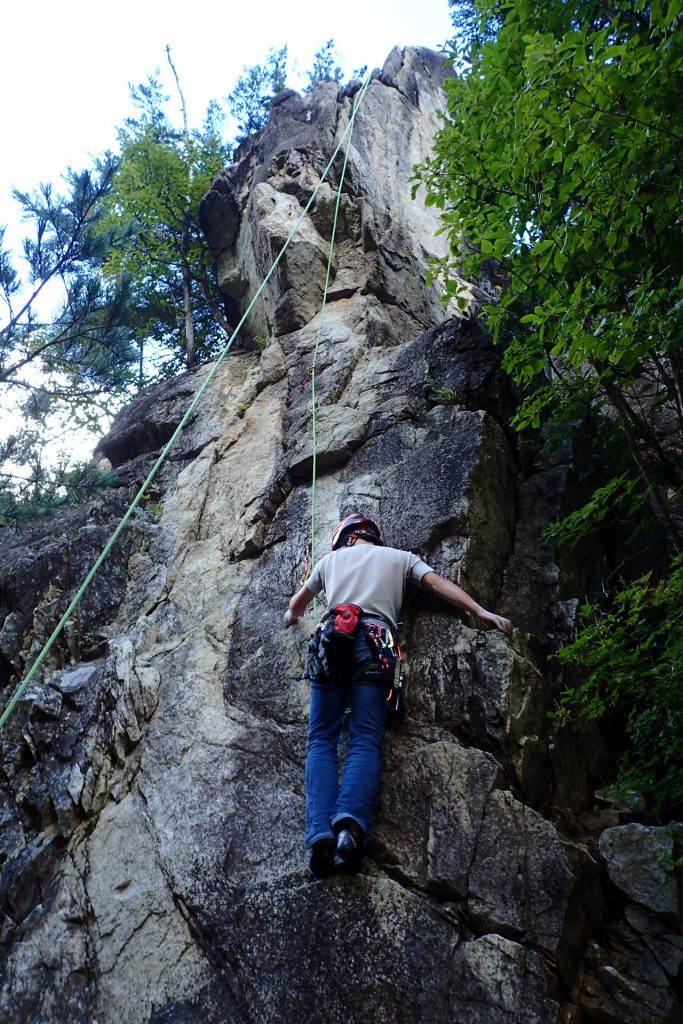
101,59,232,373
448,0,504,48
0,457,117,528
1,37,358,526
423,1,683,814
418,0,683,541
556,555,683,816
227,47,288,140
0,158,138,396
0,160,141,526
305,40,345,92
228,40,351,139
423,375,460,405
543,472,647,549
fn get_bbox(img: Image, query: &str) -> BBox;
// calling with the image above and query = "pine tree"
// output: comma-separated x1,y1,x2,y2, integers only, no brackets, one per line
227,47,288,140
304,40,344,92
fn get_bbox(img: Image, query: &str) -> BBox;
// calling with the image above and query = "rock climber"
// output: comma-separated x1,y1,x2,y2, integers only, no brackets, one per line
284,513,512,878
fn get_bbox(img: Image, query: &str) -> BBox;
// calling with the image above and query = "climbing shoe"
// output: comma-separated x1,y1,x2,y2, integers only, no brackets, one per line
309,838,336,879
334,819,364,872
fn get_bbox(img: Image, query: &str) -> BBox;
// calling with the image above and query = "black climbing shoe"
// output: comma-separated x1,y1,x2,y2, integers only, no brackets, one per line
309,838,336,879
334,819,364,872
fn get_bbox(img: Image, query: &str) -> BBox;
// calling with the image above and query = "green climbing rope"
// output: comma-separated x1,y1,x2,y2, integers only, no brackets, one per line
308,79,365,621
0,72,373,731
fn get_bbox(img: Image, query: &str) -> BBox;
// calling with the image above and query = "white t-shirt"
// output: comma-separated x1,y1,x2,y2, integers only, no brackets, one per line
305,544,434,627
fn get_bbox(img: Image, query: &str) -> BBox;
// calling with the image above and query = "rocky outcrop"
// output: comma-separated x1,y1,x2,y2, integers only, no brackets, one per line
199,47,456,347
0,47,680,1024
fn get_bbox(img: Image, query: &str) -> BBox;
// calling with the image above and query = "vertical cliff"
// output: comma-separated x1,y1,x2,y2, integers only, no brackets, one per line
0,48,680,1024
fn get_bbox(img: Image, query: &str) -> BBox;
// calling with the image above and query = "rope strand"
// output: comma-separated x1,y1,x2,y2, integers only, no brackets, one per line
309,80,367,623
0,73,373,730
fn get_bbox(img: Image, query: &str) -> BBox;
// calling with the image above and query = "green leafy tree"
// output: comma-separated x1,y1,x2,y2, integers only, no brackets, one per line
227,46,288,140
102,50,232,374
420,0,683,539
448,0,503,47
305,40,344,92
419,0,683,814
227,41,355,141
556,556,683,815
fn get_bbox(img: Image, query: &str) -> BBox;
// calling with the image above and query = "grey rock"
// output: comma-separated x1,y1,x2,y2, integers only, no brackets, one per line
468,790,600,965
0,44,679,1024
578,924,679,1024
625,905,683,978
51,661,101,697
32,684,63,718
373,738,504,895
205,874,559,1024
599,824,680,918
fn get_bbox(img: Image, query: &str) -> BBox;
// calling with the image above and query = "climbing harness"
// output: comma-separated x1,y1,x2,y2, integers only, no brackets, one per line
306,603,363,683
0,72,373,731
305,605,404,714
366,623,404,715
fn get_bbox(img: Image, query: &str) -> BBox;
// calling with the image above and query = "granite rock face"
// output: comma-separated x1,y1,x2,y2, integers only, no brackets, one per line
0,47,680,1024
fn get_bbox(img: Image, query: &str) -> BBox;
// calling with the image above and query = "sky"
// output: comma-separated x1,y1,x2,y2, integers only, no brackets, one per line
0,0,454,236
0,0,454,469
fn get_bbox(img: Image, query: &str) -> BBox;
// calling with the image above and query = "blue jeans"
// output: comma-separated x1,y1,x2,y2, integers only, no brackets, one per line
305,627,388,847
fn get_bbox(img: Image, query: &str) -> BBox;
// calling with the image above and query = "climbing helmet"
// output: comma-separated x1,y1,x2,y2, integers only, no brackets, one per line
331,514,384,550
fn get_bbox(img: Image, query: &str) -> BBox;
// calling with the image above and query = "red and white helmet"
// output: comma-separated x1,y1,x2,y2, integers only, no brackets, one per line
331,514,384,550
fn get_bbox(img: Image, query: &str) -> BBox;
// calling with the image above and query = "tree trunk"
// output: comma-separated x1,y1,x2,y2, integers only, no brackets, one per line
167,47,197,371
602,375,683,541
181,263,195,368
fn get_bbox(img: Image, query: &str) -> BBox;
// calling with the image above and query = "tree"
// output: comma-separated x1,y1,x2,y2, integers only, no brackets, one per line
227,46,288,140
305,40,344,92
101,51,233,373
555,555,683,816
1,158,137,397
447,0,503,48
0,160,140,523
420,0,683,539
226,41,356,142
419,0,683,814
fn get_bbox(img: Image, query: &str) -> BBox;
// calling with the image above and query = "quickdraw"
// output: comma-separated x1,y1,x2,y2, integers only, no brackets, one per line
365,622,404,715
301,543,311,586
387,641,404,715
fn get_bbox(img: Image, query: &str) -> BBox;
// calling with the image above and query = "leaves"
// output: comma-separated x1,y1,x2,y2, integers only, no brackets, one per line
556,555,683,814
100,72,232,374
0,158,138,395
304,40,344,93
227,47,289,139
434,3,683,815
420,0,683,535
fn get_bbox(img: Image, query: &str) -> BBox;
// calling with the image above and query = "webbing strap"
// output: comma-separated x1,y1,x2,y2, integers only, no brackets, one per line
0,73,372,731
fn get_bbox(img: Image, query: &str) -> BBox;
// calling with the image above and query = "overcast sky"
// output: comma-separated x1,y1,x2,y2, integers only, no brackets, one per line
0,0,454,239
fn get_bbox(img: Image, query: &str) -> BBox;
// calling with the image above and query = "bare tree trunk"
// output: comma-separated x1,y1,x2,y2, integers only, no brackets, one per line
167,47,196,370
197,268,232,338
181,262,196,368
602,376,683,541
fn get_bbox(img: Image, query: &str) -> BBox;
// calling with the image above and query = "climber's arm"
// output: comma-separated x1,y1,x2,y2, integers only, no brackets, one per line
421,572,512,633
284,585,315,628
